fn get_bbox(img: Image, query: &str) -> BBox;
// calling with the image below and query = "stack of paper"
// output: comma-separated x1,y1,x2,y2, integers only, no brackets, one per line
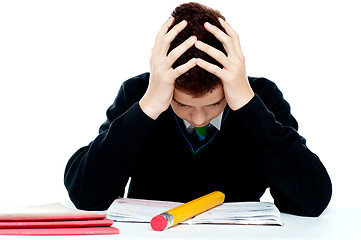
0,203,119,235
107,198,283,226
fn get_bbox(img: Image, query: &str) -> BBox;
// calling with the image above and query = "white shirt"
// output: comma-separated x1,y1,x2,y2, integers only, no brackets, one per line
183,111,224,134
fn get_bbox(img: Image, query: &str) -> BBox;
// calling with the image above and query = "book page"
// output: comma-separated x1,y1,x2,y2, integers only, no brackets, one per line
107,198,283,226
107,198,182,222
190,202,283,225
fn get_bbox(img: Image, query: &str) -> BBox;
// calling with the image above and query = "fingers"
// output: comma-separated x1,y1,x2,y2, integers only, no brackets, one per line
158,20,188,56
195,40,230,69
155,17,175,42
204,22,236,58
195,58,223,78
217,18,239,43
218,18,244,59
173,58,197,78
166,35,197,67
204,21,244,60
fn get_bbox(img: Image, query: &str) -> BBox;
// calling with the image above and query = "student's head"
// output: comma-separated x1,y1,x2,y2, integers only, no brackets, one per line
169,2,227,127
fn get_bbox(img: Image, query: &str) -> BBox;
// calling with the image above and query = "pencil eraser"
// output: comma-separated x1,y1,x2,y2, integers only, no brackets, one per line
150,215,167,231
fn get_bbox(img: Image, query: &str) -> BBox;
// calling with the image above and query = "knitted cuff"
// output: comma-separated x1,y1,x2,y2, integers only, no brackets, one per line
233,94,274,127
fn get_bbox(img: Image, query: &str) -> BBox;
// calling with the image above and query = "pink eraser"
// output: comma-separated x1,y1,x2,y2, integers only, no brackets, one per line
150,215,167,231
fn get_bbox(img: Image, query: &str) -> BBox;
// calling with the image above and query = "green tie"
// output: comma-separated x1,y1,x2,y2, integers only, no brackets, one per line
194,125,208,141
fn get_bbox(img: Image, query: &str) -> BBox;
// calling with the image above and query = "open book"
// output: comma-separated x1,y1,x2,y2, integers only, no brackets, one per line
107,198,283,226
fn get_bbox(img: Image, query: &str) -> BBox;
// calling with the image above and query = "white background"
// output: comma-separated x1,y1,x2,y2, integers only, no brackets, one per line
0,0,360,209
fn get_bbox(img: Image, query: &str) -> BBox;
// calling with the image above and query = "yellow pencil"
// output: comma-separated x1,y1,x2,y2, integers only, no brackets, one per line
150,191,225,231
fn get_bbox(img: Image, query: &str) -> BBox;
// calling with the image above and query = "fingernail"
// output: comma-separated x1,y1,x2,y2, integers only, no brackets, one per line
189,36,196,42
204,22,211,27
195,40,202,47
180,20,187,26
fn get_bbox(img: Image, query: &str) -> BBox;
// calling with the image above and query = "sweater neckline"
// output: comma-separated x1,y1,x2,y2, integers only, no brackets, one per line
173,107,230,155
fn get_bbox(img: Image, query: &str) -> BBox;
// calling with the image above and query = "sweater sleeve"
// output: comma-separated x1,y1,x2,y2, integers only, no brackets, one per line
235,79,332,217
64,74,156,210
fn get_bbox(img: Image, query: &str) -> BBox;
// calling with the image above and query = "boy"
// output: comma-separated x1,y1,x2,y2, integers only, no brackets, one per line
64,2,332,217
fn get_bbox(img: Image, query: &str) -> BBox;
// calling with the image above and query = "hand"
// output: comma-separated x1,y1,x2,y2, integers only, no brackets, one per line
139,18,197,120
194,18,254,111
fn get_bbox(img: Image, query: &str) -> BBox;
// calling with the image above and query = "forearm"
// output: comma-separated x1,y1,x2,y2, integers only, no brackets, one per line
235,95,332,216
64,102,155,210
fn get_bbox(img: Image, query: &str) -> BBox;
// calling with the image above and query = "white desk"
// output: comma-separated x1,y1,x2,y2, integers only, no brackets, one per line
1,208,360,239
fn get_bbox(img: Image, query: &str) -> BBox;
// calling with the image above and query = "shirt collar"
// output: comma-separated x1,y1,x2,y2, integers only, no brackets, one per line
183,111,224,131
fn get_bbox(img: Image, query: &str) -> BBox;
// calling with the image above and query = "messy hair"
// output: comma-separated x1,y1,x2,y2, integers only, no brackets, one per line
168,2,227,97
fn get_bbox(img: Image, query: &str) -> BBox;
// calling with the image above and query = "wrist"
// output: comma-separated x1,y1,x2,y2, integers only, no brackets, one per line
226,82,254,111
139,97,162,120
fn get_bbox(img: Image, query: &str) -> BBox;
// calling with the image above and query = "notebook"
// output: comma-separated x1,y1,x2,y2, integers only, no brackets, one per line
0,202,119,235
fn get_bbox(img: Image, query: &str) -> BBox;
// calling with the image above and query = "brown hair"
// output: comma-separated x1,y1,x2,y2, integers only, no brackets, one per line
168,2,226,97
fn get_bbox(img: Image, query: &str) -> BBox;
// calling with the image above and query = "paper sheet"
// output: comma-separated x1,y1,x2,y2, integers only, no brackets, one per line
107,198,283,226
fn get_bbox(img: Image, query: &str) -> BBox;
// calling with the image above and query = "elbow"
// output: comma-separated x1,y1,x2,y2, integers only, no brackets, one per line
65,179,117,211
279,197,331,217
298,180,333,217
301,162,333,217
302,202,329,217
276,178,333,217
308,184,333,217
66,191,111,211
73,199,105,211
65,183,112,211
64,174,95,211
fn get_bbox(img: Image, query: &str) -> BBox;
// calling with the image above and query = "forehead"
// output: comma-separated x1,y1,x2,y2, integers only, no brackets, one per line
173,85,224,107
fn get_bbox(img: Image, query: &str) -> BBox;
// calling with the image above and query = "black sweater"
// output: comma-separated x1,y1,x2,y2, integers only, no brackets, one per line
64,73,332,216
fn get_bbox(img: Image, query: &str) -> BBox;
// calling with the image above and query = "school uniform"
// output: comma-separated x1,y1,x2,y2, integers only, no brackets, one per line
64,72,332,216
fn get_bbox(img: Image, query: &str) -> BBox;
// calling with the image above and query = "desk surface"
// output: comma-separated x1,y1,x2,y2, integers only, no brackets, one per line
1,208,360,239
